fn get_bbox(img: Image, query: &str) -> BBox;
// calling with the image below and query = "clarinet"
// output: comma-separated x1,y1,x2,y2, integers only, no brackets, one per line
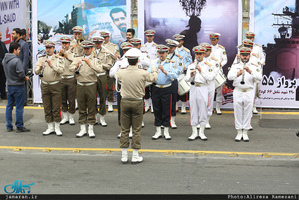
240,61,247,85
75,53,86,74
191,59,199,85
39,53,48,78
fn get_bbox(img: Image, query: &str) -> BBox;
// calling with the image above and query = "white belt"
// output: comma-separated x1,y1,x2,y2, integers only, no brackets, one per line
96,72,106,76
235,88,253,92
155,83,172,88
42,81,59,85
61,75,75,79
77,82,96,86
122,97,143,100
194,82,207,87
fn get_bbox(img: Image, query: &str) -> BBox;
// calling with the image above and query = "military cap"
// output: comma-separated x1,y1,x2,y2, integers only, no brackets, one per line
120,42,133,50
165,39,179,47
92,36,104,43
129,38,142,45
192,46,206,53
200,42,212,50
210,33,221,40
60,36,71,43
246,31,255,38
72,26,83,33
242,39,253,47
125,48,142,59
80,40,94,48
145,30,156,36
99,31,111,37
173,34,185,41
239,47,251,54
156,44,169,52
44,40,55,47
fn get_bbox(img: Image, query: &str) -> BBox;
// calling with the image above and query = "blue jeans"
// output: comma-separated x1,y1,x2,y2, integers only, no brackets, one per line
6,85,25,130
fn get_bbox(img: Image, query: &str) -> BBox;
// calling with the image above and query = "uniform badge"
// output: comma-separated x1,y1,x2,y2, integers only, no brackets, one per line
258,62,261,65
216,63,219,67
173,66,177,69
179,63,182,66
209,69,213,72
256,69,260,72
223,51,226,55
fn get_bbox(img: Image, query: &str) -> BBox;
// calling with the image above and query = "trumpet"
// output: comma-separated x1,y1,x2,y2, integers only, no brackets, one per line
75,53,86,74
59,47,66,57
39,53,49,77
77,37,86,45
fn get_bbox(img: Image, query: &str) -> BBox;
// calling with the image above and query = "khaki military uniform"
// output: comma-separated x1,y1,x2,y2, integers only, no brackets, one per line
93,48,110,116
116,65,158,149
35,54,64,123
70,55,104,124
61,50,76,114
103,42,119,102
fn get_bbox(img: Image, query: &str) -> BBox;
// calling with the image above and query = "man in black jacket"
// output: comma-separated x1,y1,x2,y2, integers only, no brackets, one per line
0,31,8,99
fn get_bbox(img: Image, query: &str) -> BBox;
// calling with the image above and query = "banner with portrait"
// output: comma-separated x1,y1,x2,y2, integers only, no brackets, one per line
32,0,130,103
138,0,242,109
0,0,27,48
254,0,299,108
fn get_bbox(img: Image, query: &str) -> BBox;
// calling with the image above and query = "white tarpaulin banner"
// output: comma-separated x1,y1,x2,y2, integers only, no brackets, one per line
0,0,27,48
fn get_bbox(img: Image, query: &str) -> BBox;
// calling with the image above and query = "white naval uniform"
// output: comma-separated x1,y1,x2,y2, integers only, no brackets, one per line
227,62,262,130
211,44,227,103
141,42,158,61
204,56,220,117
185,60,215,126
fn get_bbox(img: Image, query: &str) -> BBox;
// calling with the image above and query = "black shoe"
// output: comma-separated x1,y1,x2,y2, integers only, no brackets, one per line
1,96,7,99
7,128,13,132
16,127,30,132
296,131,299,137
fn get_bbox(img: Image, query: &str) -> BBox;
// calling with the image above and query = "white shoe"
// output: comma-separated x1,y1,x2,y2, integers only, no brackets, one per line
76,124,87,138
43,123,55,135
253,106,258,114
163,127,171,140
108,102,113,112
131,149,143,164
144,99,150,112
181,102,186,114
117,132,121,139
129,127,133,139
216,102,222,115
142,121,144,128
99,115,107,127
152,126,162,140
68,113,75,125
205,116,211,129
235,130,243,141
198,126,207,141
150,102,154,113
197,124,201,129
75,99,78,110
188,126,198,141
171,116,177,129
242,129,249,142
121,148,128,163
88,124,95,138
54,122,63,136
60,112,69,125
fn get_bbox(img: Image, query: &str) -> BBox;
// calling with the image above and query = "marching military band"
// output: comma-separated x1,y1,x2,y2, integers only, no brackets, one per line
34,26,265,164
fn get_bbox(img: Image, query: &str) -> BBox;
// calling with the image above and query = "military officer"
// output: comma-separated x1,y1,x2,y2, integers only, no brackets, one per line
227,47,262,142
92,35,109,127
116,48,158,164
165,39,183,129
59,36,76,126
141,30,158,112
100,31,120,112
185,46,215,141
210,33,227,115
149,45,180,140
109,42,134,139
34,40,64,136
129,38,151,68
70,40,105,138
173,34,192,114
70,26,84,57
246,31,266,114
200,42,219,129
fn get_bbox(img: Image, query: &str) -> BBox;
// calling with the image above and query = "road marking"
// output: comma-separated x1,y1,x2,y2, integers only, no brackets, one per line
0,146,297,157
0,106,298,115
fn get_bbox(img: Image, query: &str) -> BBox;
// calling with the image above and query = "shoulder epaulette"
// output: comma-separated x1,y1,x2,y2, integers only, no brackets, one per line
211,57,218,61
141,44,145,47
39,55,46,57
237,44,243,49
219,44,225,49
176,54,183,59
252,53,259,58
184,47,190,53
250,63,258,67
169,60,175,63
154,43,158,46
204,61,212,67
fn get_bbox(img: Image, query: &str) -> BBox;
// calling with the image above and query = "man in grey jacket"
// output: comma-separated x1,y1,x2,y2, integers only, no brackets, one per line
2,42,30,132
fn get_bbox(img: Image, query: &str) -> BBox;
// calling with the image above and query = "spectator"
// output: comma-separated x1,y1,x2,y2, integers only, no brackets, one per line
2,42,30,132
0,31,8,99
20,29,27,41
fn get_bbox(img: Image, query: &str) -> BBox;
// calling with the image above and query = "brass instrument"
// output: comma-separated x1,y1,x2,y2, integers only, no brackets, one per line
75,53,86,74
59,47,66,57
39,53,49,78
77,37,86,45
